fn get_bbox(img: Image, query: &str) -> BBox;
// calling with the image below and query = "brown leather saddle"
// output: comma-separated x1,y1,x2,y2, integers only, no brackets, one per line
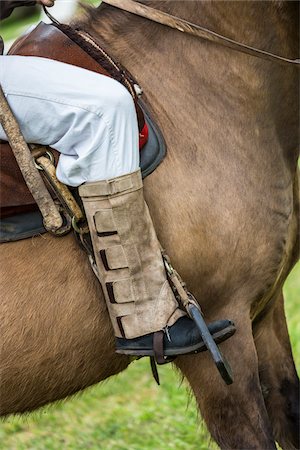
0,22,166,227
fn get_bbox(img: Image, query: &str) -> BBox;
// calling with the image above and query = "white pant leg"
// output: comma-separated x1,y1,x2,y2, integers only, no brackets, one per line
0,56,139,187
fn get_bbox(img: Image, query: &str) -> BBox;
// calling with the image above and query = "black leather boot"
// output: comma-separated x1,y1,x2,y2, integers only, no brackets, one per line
116,316,235,357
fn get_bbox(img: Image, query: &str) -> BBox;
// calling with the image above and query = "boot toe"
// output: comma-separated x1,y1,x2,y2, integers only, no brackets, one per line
164,316,235,351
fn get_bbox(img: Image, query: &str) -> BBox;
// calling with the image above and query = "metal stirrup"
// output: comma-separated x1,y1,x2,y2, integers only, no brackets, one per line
162,251,234,385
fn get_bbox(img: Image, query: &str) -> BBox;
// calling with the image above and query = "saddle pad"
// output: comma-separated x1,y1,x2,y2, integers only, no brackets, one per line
0,211,45,242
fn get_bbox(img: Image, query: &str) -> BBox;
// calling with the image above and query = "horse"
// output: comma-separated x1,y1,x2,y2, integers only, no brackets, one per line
0,1,299,449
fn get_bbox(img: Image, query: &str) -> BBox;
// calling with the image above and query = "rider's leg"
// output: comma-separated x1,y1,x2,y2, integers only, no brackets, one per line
0,55,139,184
79,170,234,356
0,56,233,356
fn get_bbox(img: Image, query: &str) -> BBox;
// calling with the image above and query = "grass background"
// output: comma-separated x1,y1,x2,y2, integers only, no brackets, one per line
1,5,299,449
0,263,299,450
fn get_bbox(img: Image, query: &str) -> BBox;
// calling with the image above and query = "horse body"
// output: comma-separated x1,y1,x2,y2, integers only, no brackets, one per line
0,1,299,449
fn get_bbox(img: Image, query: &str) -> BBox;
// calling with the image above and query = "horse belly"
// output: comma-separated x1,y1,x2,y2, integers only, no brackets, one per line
0,234,129,415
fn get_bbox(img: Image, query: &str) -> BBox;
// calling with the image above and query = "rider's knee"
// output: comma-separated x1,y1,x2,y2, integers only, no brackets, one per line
95,79,136,119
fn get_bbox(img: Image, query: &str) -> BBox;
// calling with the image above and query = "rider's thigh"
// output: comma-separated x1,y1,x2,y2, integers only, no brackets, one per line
0,55,139,185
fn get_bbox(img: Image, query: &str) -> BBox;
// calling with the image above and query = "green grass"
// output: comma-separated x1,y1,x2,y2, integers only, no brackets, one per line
0,0,100,42
0,360,212,450
283,263,300,369
0,263,299,450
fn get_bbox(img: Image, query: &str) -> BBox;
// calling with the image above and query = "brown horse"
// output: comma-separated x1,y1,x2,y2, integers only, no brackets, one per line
0,1,299,449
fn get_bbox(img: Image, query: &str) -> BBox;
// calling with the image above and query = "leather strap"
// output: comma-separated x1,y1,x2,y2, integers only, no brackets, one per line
78,169,143,197
150,357,160,385
153,330,165,365
102,0,300,68
0,85,63,233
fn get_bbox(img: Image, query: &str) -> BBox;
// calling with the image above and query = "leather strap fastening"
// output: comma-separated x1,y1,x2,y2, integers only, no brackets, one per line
78,169,143,197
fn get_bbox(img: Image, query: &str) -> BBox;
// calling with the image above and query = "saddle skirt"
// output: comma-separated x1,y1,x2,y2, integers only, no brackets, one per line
0,22,166,229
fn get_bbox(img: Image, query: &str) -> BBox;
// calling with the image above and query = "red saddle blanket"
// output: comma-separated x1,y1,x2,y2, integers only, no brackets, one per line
0,22,148,218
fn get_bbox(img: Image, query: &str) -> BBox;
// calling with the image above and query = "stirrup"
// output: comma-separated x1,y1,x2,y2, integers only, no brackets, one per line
163,252,234,385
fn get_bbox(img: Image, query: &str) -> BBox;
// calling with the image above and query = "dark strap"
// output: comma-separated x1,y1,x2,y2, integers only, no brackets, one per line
153,330,166,365
150,357,160,386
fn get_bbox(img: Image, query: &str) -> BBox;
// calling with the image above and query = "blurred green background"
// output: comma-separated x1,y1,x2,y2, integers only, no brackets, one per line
1,3,299,449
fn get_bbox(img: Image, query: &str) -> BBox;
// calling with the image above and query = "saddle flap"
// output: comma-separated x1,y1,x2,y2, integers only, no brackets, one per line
8,22,112,78
0,141,35,211
8,21,145,130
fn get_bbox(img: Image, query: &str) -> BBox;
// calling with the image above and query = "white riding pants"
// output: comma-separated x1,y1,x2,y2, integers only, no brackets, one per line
0,56,140,187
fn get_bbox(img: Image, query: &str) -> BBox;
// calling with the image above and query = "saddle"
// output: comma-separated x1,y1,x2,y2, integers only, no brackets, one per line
0,22,166,228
